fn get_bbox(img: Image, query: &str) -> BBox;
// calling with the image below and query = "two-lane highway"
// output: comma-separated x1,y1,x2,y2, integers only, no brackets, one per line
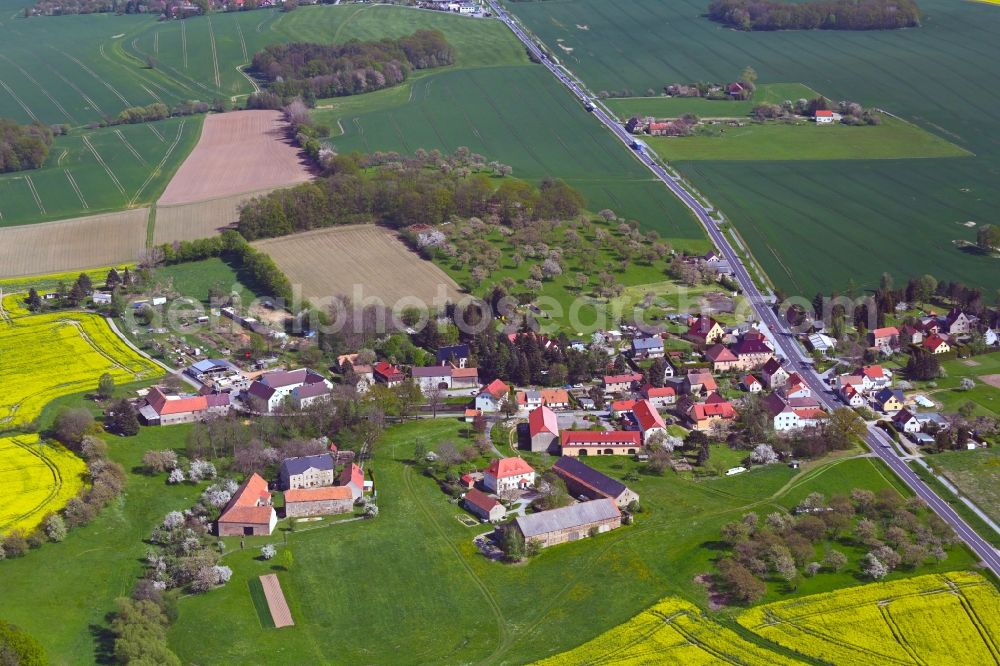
487,0,999,576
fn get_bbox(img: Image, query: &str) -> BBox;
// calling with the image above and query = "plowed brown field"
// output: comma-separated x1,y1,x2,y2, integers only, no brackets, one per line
0,209,148,278
158,110,313,206
253,225,464,307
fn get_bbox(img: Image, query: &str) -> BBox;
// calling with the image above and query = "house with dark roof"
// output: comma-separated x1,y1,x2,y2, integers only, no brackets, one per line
463,488,506,523
291,381,331,410
246,368,330,413
552,457,639,508
216,473,276,536
731,337,774,370
892,409,921,434
631,335,664,360
279,454,335,490
510,498,621,549
411,366,454,391
436,344,470,368
874,388,906,414
761,358,790,389
559,431,642,458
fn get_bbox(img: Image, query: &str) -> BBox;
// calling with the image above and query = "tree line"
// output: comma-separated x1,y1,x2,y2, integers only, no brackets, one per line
236,150,584,240
247,30,454,107
112,99,226,126
0,118,53,173
707,0,921,30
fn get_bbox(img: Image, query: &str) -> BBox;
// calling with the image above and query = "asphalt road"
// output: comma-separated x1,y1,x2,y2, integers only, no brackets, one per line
487,0,1000,575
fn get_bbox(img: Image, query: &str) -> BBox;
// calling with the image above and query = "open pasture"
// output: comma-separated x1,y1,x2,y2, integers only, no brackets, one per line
0,434,87,536
738,571,1000,665
0,208,147,279
253,225,464,306
0,311,162,427
158,110,312,205
0,116,200,226
927,448,1000,527
508,0,1000,295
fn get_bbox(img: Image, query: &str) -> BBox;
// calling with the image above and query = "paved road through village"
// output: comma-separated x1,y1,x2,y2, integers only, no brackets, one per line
486,0,1000,576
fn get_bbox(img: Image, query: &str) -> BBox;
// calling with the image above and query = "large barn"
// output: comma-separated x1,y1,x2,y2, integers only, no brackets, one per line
216,473,276,536
511,498,621,549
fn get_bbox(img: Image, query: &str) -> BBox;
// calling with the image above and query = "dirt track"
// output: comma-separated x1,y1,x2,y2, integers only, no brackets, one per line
260,574,294,628
158,110,313,206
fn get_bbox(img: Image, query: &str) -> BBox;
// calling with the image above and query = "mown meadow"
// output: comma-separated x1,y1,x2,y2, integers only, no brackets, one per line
507,0,1000,295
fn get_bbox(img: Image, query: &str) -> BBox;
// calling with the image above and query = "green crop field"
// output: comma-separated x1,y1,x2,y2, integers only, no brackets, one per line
165,420,976,664
505,0,1000,296
0,116,201,226
604,82,818,119
312,64,705,245
0,3,706,244
646,116,969,161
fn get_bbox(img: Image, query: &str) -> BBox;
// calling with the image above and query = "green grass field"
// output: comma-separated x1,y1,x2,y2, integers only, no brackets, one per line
926,351,1000,418
154,256,260,305
506,0,1000,295
646,116,969,161
165,419,976,664
604,82,819,119
926,448,1000,526
0,116,201,226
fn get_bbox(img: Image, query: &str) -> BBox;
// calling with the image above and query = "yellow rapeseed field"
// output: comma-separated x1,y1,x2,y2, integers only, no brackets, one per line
738,571,1000,665
0,312,160,427
534,597,802,666
0,434,87,535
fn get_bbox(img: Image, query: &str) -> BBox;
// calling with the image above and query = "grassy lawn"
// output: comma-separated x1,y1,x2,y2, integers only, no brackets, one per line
154,256,263,305
166,419,977,664
925,448,1000,527
926,351,1000,418
604,82,819,119
647,116,969,161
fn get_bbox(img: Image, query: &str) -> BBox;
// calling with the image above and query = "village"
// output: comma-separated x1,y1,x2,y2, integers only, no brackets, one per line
108,275,998,559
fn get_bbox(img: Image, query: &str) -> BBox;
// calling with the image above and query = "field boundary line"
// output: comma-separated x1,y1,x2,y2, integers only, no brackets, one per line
104,317,176,374
65,171,89,209
132,119,185,206
82,135,128,199
0,78,39,122
115,129,146,164
154,30,159,54
23,175,46,215
0,54,75,123
207,16,221,88
181,21,188,69
235,19,248,62
147,123,165,142
878,604,927,666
